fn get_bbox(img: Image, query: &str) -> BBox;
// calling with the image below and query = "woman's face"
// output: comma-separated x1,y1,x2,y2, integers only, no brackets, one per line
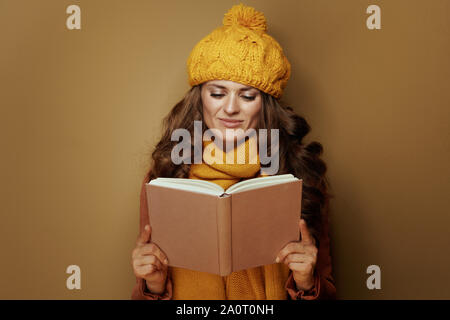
201,80,262,144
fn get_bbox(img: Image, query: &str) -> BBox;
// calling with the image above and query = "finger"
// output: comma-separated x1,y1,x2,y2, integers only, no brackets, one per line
276,242,305,264
275,242,316,264
139,243,169,265
287,262,314,274
136,264,157,277
283,253,310,266
299,219,314,245
136,224,152,246
135,255,164,270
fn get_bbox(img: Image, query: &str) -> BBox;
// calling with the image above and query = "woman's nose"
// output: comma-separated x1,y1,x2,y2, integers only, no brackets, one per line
223,95,240,115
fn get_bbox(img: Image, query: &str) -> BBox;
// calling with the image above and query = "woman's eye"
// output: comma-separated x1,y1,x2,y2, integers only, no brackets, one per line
210,94,255,101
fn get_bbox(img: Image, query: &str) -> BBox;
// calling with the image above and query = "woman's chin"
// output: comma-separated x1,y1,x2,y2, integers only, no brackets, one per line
205,127,251,146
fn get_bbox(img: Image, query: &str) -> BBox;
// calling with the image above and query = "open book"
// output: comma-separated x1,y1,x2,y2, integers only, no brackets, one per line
146,174,302,276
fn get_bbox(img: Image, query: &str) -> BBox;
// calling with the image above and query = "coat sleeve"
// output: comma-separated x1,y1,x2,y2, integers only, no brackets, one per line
284,204,337,300
131,170,173,300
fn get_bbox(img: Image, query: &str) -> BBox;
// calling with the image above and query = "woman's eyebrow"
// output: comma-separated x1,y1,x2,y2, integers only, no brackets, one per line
207,84,254,91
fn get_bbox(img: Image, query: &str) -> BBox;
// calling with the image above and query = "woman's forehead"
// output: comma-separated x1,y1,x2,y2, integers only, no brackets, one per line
205,79,256,90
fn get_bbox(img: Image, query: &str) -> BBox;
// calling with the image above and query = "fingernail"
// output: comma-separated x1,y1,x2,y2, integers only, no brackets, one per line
275,257,279,263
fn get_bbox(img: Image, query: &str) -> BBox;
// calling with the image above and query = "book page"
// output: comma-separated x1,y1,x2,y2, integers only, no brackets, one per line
148,178,224,196
230,179,302,272
146,184,224,275
226,174,298,194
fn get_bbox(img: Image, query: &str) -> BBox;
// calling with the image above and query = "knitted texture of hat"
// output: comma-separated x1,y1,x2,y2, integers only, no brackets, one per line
186,3,291,99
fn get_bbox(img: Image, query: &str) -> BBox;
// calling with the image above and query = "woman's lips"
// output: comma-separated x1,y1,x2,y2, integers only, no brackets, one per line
219,118,243,128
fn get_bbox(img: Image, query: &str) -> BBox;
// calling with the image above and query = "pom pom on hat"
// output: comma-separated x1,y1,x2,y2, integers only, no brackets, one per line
222,3,267,32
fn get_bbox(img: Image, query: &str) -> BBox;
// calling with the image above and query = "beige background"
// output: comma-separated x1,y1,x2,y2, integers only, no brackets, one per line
0,0,449,299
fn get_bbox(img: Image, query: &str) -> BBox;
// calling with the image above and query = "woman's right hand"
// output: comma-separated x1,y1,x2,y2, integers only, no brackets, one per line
131,224,169,295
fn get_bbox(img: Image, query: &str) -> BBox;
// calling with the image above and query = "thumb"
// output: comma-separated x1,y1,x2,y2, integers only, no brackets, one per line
136,224,151,246
299,219,313,245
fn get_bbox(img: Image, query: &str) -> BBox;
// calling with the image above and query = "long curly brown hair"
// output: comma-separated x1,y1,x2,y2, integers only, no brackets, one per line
147,84,332,242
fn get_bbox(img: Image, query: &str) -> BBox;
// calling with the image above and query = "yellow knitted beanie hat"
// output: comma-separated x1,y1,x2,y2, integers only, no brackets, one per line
186,3,291,99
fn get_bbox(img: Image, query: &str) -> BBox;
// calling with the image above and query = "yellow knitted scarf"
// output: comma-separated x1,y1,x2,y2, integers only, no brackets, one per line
169,136,291,300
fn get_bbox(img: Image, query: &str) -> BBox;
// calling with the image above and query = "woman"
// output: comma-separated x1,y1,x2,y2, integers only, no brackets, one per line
131,3,336,300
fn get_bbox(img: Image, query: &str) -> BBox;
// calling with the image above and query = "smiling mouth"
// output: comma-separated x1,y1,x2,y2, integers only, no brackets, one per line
218,118,244,128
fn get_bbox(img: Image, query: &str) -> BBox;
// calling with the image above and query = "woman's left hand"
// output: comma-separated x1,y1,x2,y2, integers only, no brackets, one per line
275,219,318,291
